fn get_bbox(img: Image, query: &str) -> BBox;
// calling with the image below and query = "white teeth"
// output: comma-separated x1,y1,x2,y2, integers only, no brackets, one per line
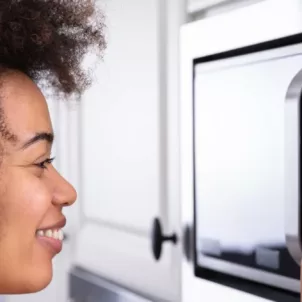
37,230,44,236
58,229,64,241
53,230,59,240
36,229,64,241
45,230,53,238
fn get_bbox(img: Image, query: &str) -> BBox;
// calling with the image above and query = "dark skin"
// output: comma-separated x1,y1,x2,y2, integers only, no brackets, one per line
0,71,76,294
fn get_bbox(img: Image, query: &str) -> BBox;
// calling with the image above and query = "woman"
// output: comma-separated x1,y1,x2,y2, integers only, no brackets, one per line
0,0,105,295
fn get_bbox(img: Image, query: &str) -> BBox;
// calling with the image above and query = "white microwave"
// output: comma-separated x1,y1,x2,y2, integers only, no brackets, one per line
180,0,302,300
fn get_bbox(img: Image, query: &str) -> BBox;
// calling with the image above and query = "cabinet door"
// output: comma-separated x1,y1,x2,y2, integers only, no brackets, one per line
72,0,184,301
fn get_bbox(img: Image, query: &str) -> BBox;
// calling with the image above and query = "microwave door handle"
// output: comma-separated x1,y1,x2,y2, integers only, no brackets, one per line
285,69,302,266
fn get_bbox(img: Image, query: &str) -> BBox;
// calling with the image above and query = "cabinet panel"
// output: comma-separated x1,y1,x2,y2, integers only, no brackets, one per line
81,0,160,231
73,0,183,301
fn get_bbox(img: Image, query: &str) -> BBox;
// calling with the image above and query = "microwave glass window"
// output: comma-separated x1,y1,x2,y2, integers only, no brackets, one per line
194,51,302,279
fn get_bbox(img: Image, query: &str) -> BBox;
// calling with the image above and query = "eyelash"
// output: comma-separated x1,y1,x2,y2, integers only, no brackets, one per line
35,157,55,170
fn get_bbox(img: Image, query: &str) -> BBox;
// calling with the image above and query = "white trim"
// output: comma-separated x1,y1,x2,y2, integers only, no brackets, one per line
158,0,169,229
182,0,302,60
188,0,229,13
187,0,264,17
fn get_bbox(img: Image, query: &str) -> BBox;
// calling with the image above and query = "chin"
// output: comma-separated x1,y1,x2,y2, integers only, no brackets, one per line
25,274,53,294
0,272,53,295
25,264,54,294
12,262,54,295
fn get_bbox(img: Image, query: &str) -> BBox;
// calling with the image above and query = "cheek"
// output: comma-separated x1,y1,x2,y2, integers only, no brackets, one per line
4,171,52,237
0,170,53,293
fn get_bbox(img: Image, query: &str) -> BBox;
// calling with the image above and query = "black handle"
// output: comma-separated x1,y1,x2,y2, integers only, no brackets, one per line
151,217,178,261
183,224,193,262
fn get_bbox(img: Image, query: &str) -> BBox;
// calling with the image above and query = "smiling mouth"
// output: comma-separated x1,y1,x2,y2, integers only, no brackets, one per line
36,229,64,241
36,229,64,254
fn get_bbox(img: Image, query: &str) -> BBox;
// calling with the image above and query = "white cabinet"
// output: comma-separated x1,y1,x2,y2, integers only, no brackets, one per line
72,0,186,301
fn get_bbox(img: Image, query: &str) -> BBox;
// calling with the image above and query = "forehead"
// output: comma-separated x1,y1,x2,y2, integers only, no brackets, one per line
0,72,53,143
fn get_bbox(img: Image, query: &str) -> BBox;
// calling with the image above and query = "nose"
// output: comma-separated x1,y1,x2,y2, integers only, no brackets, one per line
51,168,77,207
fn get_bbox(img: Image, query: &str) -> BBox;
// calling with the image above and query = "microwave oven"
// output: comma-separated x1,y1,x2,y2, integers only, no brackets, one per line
180,0,302,300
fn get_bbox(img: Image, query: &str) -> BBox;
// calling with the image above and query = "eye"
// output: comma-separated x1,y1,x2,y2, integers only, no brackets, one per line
35,157,55,170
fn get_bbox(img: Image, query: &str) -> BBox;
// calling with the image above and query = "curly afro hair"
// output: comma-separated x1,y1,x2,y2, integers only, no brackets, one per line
0,0,106,98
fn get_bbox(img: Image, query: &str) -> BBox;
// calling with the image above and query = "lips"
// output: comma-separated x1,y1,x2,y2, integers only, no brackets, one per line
36,216,66,255
37,217,66,231
36,235,63,254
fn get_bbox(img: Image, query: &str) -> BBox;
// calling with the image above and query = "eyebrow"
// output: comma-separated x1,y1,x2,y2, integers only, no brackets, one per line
21,132,54,150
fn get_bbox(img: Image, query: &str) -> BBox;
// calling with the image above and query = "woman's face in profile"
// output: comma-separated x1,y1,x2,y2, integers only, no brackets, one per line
0,71,77,294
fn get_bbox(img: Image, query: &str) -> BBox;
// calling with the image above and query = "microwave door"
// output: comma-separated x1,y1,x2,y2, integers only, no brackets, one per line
194,43,302,292
285,69,302,266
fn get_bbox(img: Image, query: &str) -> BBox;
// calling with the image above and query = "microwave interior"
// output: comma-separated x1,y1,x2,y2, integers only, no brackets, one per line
193,36,302,301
